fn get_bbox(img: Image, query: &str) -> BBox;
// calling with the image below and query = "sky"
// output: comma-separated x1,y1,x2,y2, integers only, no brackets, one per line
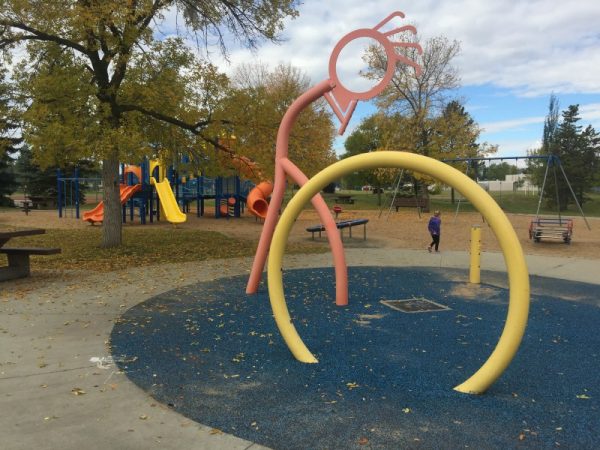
168,0,600,161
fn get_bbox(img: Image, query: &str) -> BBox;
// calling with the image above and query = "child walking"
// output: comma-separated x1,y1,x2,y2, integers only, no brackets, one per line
427,210,441,252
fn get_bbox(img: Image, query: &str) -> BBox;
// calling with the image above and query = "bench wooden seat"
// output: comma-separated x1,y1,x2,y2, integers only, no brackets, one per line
529,218,573,244
0,247,61,281
335,195,354,204
306,219,369,240
392,196,430,212
0,247,62,255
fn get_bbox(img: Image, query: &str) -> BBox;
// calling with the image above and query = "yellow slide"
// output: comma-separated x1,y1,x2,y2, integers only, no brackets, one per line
152,178,187,224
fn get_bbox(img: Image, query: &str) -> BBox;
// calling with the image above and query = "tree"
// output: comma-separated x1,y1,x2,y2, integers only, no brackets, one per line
362,33,495,196
1,0,298,247
340,114,384,191
220,62,336,181
364,34,461,155
0,68,20,205
531,100,599,210
555,106,598,207
483,162,519,181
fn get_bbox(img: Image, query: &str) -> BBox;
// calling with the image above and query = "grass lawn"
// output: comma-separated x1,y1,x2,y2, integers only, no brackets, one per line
298,189,600,217
2,188,597,273
0,228,327,273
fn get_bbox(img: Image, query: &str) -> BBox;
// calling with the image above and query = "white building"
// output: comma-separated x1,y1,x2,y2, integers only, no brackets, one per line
477,174,539,194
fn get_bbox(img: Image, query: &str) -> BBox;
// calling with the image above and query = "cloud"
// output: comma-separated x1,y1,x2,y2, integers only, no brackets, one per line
160,1,600,98
488,137,542,158
579,103,600,128
481,116,545,134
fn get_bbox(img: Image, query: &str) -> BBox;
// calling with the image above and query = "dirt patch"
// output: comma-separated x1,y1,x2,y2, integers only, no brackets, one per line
1,207,599,259
448,284,504,303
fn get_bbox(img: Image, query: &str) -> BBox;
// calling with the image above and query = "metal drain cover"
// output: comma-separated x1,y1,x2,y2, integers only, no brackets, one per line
381,298,450,313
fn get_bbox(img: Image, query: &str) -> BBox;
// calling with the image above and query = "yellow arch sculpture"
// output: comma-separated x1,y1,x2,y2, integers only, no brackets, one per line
267,151,530,394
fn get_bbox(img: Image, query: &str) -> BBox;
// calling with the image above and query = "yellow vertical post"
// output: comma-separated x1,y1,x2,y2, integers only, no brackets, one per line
470,225,481,284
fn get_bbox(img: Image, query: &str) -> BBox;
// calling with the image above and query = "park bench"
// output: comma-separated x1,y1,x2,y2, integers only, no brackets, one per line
528,218,573,244
306,219,369,240
391,196,430,212
27,196,55,209
335,194,355,204
0,229,61,281
0,247,61,281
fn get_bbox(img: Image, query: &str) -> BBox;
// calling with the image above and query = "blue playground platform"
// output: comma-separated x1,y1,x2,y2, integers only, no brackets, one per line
110,267,599,449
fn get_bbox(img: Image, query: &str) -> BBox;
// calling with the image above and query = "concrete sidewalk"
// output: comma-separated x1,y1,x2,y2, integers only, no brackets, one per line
1,249,598,450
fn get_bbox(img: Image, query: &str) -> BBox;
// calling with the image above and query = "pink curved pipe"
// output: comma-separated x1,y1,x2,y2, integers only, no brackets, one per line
246,80,349,306
245,12,422,307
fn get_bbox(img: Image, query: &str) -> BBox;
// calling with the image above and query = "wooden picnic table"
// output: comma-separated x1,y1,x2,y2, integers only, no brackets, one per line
0,228,61,281
335,194,355,204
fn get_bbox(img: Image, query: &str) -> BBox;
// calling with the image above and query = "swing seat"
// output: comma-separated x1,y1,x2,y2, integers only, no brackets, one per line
529,218,573,244
392,196,430,212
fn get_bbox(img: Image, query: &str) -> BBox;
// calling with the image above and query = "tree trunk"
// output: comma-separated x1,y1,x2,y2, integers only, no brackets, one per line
101,156,122,248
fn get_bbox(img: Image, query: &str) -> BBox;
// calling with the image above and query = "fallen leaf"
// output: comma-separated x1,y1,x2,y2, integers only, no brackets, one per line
71,388,86,396
358,437,369,445
209,428,223,435
139,414,148,420
576,394,591,399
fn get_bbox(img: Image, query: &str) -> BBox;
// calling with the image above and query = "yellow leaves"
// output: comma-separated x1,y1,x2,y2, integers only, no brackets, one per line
231,352,245,363
576,394,591,399
71,387,86,396
15,227,324,273
346,382,359,390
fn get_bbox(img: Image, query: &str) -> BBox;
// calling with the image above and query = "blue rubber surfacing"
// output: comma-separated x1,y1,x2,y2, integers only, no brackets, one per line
110,267,599,449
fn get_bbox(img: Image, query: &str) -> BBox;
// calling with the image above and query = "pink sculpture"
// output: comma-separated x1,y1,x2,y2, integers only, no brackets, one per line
246,11,423,306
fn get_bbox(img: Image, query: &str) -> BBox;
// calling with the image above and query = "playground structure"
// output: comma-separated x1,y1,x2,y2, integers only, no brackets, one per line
56,168,101,218
246,11,424,306
245,12,531,394
60,157,269,224
226,154,273,220
80,161,186,225
82,165,144,224
148,160,186,224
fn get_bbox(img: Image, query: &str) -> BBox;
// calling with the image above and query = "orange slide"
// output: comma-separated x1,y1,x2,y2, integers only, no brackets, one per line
246,181,273,219
228,155,273,219
83,184,142,224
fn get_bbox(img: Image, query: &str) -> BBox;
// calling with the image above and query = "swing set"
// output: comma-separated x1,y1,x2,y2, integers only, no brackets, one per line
442,155,591,242
379,169,430,219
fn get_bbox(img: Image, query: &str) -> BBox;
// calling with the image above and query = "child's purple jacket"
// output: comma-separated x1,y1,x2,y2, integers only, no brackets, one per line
428,216,441,235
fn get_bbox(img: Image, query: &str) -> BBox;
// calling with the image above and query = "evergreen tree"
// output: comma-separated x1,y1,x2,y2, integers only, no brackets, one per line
15,147,99,207
532,98,599,210
0,68,19,205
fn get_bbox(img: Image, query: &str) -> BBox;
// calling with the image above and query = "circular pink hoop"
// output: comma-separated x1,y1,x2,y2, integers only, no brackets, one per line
328,28,397,108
